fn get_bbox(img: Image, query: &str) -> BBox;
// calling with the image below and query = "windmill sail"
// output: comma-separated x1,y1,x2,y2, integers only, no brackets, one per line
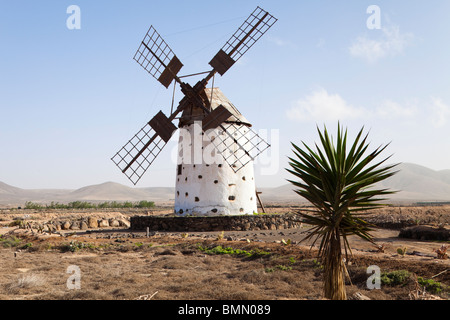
209,6,277,75
111,111,177,185
134,26,183,88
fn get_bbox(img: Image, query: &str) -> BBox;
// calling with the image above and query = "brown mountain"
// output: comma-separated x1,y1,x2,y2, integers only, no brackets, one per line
1,163,449,207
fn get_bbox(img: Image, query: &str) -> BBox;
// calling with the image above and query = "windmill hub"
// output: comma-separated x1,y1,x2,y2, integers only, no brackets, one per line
111,7,277,216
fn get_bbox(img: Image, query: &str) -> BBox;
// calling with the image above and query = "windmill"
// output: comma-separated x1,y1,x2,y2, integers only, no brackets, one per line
112,7,277,216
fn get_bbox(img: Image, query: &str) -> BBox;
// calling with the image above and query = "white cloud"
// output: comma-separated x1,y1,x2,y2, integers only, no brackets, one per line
376,99,418,118
286,88,364,122
429,97,450,128
287,89,450,129
349,25,414,63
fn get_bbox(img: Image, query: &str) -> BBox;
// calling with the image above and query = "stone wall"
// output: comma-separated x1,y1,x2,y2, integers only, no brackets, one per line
21,216,130,233
399,225,450,241
130,214,302,232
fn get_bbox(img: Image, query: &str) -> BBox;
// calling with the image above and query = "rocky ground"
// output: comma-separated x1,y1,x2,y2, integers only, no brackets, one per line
0,206,448,300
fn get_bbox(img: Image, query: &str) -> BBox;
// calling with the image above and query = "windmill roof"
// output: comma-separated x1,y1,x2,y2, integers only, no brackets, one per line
203,87,251,126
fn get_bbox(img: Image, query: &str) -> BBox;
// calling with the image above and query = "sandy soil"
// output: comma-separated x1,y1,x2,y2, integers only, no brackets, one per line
0,207,448,301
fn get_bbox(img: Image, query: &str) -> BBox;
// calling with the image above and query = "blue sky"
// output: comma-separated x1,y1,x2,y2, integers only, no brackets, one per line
0,1,449,189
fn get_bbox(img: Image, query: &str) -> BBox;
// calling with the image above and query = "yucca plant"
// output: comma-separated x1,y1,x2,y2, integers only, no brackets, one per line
286,124,398,300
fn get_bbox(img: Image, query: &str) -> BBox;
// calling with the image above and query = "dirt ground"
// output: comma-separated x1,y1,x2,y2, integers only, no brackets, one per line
0,206,448,301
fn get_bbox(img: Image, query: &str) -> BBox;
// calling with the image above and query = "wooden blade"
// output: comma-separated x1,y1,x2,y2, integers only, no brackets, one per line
111,121,172,185
134,26,183,88
209,6,277,75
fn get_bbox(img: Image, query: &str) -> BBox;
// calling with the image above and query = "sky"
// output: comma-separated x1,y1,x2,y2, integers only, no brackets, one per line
0,0,449,190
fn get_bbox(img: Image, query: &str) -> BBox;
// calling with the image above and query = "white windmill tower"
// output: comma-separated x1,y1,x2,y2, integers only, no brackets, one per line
111,7,277,216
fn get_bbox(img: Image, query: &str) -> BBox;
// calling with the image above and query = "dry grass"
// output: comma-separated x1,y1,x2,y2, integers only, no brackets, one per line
5,273,45,294
0,235,448,300
0,206,449,300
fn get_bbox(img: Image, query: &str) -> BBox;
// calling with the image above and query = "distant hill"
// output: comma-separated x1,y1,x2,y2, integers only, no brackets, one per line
376,163,450,201
259,163,450,204
1,163,449,207
67,182,154,202
0,181,175,207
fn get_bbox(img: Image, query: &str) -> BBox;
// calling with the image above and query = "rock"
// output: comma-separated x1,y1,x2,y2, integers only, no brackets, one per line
80,221,89,230
109,219,120,227
350,292,371,300
88,217,98,228
99,219,110,228
118,219,130,228
70,221,80,230
62,221,71,230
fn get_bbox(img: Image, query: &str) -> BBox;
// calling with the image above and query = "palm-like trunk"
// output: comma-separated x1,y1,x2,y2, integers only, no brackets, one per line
323,229,347,300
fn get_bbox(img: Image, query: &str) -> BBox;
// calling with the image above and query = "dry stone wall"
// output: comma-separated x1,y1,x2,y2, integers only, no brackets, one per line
130,214,302,232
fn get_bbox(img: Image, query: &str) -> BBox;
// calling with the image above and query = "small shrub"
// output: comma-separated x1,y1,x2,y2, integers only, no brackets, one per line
312,259,323,269
216,231,224,241
380,270,411,286
417,277,446,294
21,243,33,250
24,201,44,210
60,241,96,252
0,235,22,248
275,265,292,271
136,200,155,208
397,247,407,256
6,274,45,293
435,245,448,259
197,245,270,258
9,219,24,227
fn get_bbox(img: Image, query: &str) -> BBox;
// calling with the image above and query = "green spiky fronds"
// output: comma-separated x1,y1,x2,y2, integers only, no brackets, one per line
287,124,399,258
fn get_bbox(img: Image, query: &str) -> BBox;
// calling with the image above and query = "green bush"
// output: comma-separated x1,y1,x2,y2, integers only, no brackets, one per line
418,277,445,294
136,200,155,208
0,235,22,248
60,241,96,252
24,201,44,210
380,270,411,286
197,245,270,258
24,200,155,210
9,219,24,227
